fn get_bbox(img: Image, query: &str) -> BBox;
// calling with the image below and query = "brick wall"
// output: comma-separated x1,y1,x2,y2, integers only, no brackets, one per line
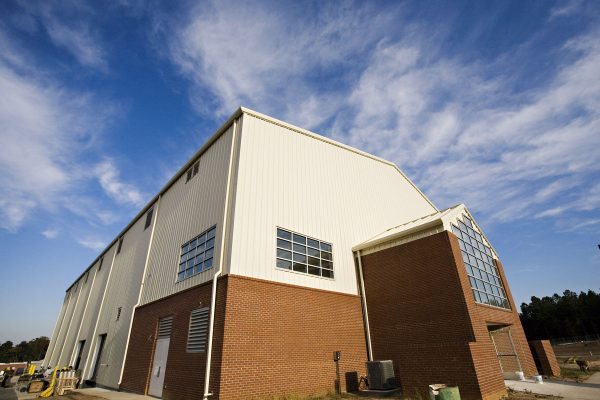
361,231,534,400
120,278,228,400
218,275,368,400
121,275,367,399
529,340,560,377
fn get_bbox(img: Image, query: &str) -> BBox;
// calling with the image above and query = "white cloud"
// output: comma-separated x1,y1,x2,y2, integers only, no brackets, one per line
549,0,584,20
42,228,59,239
0,29,137,233
95,159,145,207
77,237,107,251
168,1,391,128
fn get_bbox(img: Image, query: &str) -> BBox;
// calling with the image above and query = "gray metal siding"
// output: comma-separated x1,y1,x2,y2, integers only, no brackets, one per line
92,209,154,388
140,124,235,305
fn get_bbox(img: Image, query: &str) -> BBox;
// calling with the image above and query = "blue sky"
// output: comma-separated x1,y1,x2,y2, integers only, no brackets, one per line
0,0,598,343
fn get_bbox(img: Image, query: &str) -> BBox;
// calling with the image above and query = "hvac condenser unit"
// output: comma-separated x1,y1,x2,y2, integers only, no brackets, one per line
366,360,397,390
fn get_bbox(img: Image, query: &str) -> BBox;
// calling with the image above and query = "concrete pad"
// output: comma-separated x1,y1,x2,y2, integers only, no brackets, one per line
586,371,600,384
76,388,153,399
506,378,600,400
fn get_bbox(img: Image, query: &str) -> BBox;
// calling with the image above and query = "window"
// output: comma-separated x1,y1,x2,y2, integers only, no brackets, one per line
187,308,209,352
276,228,334,279
117,236,124,254
452,215,510,309
185,160,200,183
144,207,154,230
177,226,216,281
116,307,122,321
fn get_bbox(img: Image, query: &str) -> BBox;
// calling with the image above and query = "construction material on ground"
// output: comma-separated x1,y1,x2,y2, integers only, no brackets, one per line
55,371,79,395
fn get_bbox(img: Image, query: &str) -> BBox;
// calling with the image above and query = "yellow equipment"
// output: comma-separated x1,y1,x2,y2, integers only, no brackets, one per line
39,368,58,398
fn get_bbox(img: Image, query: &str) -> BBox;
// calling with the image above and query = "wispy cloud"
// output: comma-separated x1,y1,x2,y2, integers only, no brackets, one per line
167,0,599,232
95,159,145,207
0,27,139,235
549,0,584,20
42,228,59,239
77,237,107,252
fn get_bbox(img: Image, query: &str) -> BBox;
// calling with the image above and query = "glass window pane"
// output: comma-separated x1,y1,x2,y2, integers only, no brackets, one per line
178,272,185,281
293,253,306,263
198,234,206,245
321,251,332,260
277,239,292,250
187,259,194,268
204,258,213,270
189,239,197,249
185,267,194,278
307,238,319,248
307,256,319,266
207,227,216,239
181,244,189,254
464,217,473,228
196,254,204,264
462,252,469,264
179,262,186,272
458,240,466,251
307,247,319,257
321,269,333,278
308,266,320,276
321,260,332,269
205,248,214,259
293,243,306,253
277,249,292,260
473,290,481,302
188,247,196,259
292,233,306,244
277,228,291,240
474,231,482,242
465,264,473,276
193,264,202,274
320,242,332,252
196,242,206,253
469,277,477,288
277,258,292,270
181,252,188,262
206,238,215,249
293,263,307,273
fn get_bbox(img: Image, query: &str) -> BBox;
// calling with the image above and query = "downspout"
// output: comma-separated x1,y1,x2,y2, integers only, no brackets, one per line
356,250,373,361
118,195,162,386
203,118,238,399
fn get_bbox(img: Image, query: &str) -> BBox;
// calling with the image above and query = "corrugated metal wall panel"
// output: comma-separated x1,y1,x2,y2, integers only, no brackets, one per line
48,283,80,367
43,292,70,367
229,114,437,295
92,207,154,388
140,124,234,305
77,245,116,376
57,269,94,366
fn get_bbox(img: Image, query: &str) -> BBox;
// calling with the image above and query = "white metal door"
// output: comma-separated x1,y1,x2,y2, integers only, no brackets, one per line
148,337,170,397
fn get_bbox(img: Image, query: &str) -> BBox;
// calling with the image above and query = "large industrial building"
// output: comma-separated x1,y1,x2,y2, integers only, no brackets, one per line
44,108,543,400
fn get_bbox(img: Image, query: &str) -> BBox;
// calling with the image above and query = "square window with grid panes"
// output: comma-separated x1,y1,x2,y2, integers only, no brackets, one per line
276,228,334,279
451,216,510,309
177,226,216,281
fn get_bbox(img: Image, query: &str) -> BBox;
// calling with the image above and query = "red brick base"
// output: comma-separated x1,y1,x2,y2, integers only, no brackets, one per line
529,340,560,377
121,275,367,399
360,231,536,400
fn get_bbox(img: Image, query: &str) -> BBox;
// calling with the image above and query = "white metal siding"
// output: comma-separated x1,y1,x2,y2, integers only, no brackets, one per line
77,246,116,376
93,209,154,388
47,285,79,367
228,114,437,295
43,293,70,366
140,124,235,305
57,271,94,366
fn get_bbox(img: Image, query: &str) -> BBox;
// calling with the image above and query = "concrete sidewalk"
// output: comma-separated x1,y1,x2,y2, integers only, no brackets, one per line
75,388,152,399
506,377,600,400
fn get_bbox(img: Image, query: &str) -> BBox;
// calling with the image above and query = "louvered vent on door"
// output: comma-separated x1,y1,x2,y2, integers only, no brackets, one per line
186,307,209,353
157,316,173,339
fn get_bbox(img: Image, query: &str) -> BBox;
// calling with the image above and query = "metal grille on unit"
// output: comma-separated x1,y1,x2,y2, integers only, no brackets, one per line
157,316,173,339
187,307,209,352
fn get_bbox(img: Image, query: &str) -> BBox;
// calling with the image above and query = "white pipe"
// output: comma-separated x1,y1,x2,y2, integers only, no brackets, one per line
118,195,162,385
356,250,373,361
203,119,238,399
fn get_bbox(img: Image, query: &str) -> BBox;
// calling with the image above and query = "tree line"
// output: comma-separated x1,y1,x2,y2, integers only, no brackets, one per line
0,337,49,363
520,289,600,340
